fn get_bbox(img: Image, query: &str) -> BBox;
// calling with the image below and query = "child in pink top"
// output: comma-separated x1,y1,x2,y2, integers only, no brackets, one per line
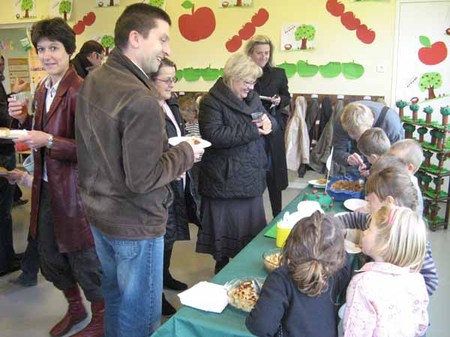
343,205,429,337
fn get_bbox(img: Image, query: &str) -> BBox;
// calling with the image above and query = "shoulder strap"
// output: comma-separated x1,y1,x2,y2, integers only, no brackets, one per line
373,106,389,128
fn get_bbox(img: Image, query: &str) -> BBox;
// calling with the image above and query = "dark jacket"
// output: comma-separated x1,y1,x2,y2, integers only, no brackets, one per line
70,54,92,79
0,81,15,157
333,100,404,166
254,66,289,191
165,97,200,242
198,78,270,199
76,48,194,240
246,259,352,337
21,68,94,253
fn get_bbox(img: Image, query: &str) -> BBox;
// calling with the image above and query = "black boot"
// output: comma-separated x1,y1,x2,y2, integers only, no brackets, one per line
163,248,187,291
162,293,176,316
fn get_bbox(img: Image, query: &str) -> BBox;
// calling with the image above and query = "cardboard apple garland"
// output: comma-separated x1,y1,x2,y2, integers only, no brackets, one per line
72,12,96,35
418,36,448,66
178,1,216,42
325,0,376,44
225,8,269,52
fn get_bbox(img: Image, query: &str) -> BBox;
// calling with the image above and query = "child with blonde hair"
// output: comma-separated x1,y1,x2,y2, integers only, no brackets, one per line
388,139,424,215
339,166,439,295
246,212,352,337
343,205,429,336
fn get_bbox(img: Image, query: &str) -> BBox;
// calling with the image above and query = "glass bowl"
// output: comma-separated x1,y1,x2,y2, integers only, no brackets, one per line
262,248,282,273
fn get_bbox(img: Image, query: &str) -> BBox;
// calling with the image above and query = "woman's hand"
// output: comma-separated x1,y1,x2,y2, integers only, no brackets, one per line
8,97,28,124
14,130,51,150
270,95,281,106
6,169,25,185
253,114,272,135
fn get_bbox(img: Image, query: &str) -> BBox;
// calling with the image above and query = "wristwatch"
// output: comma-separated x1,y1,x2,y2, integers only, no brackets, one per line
46,134,54,149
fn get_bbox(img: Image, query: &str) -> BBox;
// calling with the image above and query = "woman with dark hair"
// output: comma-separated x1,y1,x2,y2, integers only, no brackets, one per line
150,58,201,315
8,18,103,337
70,40,105,78
245,35,290,218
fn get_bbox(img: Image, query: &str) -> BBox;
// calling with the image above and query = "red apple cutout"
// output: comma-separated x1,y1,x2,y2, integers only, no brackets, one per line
225,35,242,52
356,24,376,44
418,36,447,65
83,12,96,26
340,12,360,31
238,22,256,40
251,8,269,27
178,1,216,42
326,0,345,17
73,21,85,35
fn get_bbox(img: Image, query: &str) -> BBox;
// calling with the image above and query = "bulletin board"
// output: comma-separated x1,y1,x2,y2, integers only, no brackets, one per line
394,0,450,107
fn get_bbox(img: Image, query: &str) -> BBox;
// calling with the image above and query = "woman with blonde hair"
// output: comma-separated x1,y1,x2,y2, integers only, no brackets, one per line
196,53,274,273
246,212,352,337
343,205,429,336
245,35,290,217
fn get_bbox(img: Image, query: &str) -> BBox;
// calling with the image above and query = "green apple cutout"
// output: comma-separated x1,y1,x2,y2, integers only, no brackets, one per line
182,68,202,82
277,62,297,78
201,66,222,81
319,62,342,78
176,69,183,81
297,60,319,77
341,61,364,79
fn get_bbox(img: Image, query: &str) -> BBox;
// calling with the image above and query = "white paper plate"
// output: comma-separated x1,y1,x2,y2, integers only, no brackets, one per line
0,167,9,176
308,179,327,188
0,129,28,139
168,136,211,148
259,95,272,101
343,198,368,212
345,240,362,254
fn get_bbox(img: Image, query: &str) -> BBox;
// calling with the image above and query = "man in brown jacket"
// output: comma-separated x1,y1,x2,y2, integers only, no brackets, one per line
75,4,203,336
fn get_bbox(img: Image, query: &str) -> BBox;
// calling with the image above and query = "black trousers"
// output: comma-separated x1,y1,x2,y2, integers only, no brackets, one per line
37,182,103,302
266,173,282,218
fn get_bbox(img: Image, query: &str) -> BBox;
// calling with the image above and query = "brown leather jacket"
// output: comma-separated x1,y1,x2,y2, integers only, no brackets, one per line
25,68,94,253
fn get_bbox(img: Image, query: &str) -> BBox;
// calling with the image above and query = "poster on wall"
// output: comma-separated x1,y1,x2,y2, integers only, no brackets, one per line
7,57,31,91
281,24,317,51
97,0,119,7
144,0,166,9
218,0,253,8
50,0,73,21
395,1,449,106
13,0,37,19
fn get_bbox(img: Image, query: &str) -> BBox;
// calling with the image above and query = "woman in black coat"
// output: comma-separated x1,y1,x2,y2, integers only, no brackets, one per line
196,53,275,273
151,58,201,315
245,35,290,217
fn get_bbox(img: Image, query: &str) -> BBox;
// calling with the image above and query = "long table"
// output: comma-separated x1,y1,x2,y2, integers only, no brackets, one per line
153,187,346,337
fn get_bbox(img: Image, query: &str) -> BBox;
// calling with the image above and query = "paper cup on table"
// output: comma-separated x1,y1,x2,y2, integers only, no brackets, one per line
276,221,292,248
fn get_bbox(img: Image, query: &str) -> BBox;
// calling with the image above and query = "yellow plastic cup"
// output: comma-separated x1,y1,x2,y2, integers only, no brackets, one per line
276,222,292,248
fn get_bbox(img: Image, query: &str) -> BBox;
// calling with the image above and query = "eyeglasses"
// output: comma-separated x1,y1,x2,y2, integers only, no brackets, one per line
242,79,256,87
155,77,178,84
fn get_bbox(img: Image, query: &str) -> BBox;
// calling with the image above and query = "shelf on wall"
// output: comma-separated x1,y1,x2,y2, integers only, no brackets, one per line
420,165,450,177
401,117,450,131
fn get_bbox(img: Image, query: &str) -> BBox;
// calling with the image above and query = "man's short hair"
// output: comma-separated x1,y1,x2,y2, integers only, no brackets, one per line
389,139,424,173
340,103,375,136
31,18,76,55
357,127,391,157
114,3,171,50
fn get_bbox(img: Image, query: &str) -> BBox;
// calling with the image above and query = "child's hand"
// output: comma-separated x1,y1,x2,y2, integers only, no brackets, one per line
359,164,370,177
347,153,364,167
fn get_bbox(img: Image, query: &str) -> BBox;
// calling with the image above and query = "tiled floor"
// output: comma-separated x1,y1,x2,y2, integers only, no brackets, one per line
1,170,448,336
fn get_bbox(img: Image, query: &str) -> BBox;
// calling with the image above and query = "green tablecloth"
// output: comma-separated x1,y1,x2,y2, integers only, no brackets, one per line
153,186,346,337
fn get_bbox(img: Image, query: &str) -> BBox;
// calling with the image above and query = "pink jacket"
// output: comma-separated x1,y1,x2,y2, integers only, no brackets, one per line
343,262,429,337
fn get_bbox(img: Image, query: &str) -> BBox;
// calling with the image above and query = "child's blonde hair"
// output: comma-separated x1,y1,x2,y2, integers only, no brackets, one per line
357,127,391,157
389,139,424,173
366,166,418,211
340,103,374,137
179,96,199,123
371,205,426,271
282,211,345,297
370,154,407,174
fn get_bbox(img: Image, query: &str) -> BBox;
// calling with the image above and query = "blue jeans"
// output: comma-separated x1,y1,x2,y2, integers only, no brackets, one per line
91,226,163,337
